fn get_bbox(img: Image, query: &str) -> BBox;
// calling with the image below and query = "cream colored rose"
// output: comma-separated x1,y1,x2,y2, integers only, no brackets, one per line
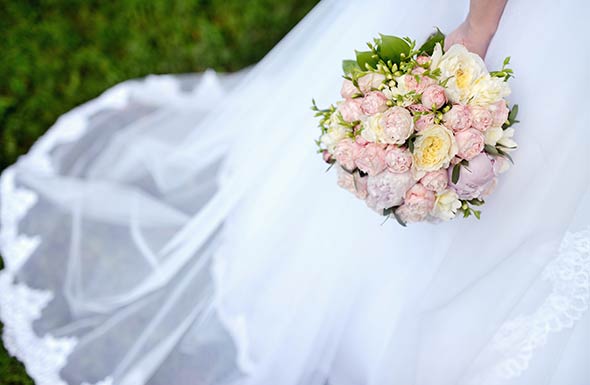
321,113,350,153
431,189,461,221
412,124,458,172
468,75,511,106
360,113,384,143
435,44,487,104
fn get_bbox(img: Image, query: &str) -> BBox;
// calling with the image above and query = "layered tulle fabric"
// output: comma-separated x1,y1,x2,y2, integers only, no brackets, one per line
1,0,589,385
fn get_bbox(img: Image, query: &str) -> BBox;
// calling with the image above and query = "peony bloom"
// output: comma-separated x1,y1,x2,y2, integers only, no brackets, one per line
334,138,361,171
448,153,495,199
366,170,415,211
360,91,389,115
455,128,485,160
338,98,363,123
398,67,435,94
421,85,447,109
358,73,386,94
469,105,493,131
468,75,511,106
492,155,510,175
361,113,385,143
381,106,414,144
337,167,368,199
355,143,387,176
340,79,358,99
416,55,431,65
420,169,449,193
489,100,510,127
412,124,458,172
431,189,462,221
434,44,488,104
443,104,472,132
384,146,412,173
396,183,436,223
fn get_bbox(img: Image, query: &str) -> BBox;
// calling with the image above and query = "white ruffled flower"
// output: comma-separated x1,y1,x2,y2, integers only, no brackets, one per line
360,113,385,143
468,75,511,106
431,189,461,221
434,44,487,104
321,113,350,153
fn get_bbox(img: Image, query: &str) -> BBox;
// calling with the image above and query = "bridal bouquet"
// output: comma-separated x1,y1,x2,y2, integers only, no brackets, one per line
313,30,518,226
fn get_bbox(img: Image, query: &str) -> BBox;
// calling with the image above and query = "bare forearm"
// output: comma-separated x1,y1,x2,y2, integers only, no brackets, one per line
466,0,508,38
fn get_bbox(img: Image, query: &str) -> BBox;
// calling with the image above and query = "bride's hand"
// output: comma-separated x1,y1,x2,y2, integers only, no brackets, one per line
444,21,495,59
445,0,508,60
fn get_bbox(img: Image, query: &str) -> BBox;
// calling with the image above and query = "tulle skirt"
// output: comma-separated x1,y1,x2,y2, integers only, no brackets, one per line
1,0,589,384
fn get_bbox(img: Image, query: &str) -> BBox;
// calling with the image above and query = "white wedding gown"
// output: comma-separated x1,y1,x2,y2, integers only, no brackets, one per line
1,0,589,384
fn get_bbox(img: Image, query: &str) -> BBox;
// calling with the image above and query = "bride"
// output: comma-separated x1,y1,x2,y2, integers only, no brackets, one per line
1,0,589,384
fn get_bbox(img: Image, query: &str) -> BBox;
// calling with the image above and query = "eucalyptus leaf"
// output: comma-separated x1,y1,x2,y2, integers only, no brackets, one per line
378,34,411,65
508,104,519,125
418,28,445,56
484,144,500,156
451,163,461,184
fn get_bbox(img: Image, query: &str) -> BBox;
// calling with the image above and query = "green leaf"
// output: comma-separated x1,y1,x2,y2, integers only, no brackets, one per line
418,28,445,56
473,210,481,220
378,34,411,65
451,163,461,184
392,207,408,227
507,104,519,126
355,50,379,70
342,59,360,75
484,144,500,156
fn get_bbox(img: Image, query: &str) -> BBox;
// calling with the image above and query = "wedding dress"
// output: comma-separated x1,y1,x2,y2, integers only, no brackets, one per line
1,0,589,384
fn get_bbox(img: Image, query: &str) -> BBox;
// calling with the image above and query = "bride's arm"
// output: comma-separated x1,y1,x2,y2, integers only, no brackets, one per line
445,0,508,59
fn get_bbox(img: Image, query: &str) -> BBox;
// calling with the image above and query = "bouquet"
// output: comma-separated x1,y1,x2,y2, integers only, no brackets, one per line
313,30,518,226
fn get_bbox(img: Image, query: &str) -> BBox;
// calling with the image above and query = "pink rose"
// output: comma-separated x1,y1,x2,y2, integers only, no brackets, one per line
340,79,358,99
384,146,412,173
358,73,386,94
420,169,448,193
455,128,485,160
489,100,510,127
360,91,389,115
396,183,436,223
421,85,447,109
381,106,414,144
416,56,431,65
334,138,361,171
443,104,472,132
355,143,387,176
338,99,363,123
469,106,493,131
366,170,415,211
449,153,496,199
415,113,435,131
400,68,435,93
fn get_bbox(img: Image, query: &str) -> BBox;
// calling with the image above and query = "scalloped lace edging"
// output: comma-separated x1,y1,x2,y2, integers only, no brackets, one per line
0,74,236,385
478,227,590,382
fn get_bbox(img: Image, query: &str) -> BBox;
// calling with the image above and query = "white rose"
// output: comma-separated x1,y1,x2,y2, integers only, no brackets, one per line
361,113,384,143
412,124,458,172
434,44,487,104
431,189,461,221
321,113,350,153
468,75,511,106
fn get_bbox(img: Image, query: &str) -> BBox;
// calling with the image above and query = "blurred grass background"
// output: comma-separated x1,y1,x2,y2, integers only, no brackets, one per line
0,1,318,383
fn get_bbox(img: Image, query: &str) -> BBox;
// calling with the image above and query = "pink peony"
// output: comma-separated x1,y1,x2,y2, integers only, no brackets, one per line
355,135,369,146
384,146,412,173
381,106,414,144
415,113,435,131
469,106,493,131
455,128,485,160
360,91,389,115
489,100,510,127
366,170,415,211
443,104,472,132
338,99,363,123
416,55,431,65
449,153,496,199
340,79,358,99
401,68,436,93
420,169,449,193
337,167,368,199
421,85,447,109
396,183,436,223
358,73,386,94
334,138,361,171
355,143,387,176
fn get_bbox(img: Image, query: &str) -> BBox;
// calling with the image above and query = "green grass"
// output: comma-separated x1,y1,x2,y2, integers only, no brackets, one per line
0,1,318,383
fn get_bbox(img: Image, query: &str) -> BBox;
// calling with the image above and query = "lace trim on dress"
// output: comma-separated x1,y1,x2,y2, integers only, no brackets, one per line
488,227,590,380
0,73,255,385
